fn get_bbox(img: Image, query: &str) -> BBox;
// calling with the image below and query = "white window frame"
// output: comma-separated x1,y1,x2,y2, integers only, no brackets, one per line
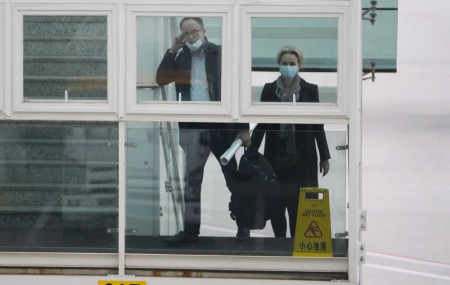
0,1,362,283
238,4,350,122
0,3,5,115
123,2,353,276
125,5,235,122
10,4,118,118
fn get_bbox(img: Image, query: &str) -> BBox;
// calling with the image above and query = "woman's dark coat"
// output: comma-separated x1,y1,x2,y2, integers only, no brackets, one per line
249,78,331,196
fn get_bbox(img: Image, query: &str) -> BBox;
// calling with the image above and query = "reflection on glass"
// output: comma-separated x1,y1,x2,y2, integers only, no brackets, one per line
23,16,108,101
251,17,338,104
0,121,118,252
136,17,222,102
126,123,347,257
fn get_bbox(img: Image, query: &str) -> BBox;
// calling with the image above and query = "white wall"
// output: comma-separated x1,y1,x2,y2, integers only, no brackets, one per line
361,0,450,284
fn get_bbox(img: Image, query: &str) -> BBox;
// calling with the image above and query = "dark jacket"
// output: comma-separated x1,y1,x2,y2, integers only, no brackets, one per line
156,41,221,102
156,40,246,132
249,78,331,189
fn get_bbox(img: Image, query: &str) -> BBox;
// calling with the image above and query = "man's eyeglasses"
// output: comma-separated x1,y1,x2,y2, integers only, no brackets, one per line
182,29,202,38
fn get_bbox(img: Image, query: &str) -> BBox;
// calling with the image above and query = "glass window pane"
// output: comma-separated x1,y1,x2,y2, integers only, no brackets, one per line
23,16,107,101
0,121,118,252
126,122,347,257
136,17,222,103
363,10,398,73
251,17,338,105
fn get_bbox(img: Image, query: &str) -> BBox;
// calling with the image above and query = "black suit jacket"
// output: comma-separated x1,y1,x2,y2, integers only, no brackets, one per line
156,40,247,133
156,41,221,102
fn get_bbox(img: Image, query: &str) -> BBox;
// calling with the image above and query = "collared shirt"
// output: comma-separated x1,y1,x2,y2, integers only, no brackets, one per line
190,50,211,101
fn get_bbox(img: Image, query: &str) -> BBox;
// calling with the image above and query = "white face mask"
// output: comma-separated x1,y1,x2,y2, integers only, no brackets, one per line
186,39,203,52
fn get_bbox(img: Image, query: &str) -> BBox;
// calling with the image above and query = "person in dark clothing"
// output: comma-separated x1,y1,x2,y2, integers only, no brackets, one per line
156,17,251,245
248,46,331,237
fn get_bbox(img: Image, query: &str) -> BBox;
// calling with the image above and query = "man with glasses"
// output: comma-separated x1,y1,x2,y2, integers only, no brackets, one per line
157,17,251,245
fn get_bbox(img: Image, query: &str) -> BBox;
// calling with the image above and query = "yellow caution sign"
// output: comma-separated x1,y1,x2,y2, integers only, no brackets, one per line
293,187,333,257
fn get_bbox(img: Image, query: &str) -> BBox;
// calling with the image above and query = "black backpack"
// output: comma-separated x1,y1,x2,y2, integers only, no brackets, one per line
229,150,283,230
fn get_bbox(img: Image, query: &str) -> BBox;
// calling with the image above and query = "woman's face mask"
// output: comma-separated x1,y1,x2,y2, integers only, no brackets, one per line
279,65,299,79
186,39,203,52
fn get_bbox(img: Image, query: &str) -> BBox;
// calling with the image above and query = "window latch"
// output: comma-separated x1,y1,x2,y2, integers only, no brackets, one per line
336,145,348,150
125,142,138,148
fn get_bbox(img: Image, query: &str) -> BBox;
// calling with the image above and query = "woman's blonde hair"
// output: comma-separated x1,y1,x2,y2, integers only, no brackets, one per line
277,45,304,67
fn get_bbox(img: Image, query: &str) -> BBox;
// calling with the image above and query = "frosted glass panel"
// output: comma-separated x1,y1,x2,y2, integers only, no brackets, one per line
23,16,107,101
0,121,118,252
